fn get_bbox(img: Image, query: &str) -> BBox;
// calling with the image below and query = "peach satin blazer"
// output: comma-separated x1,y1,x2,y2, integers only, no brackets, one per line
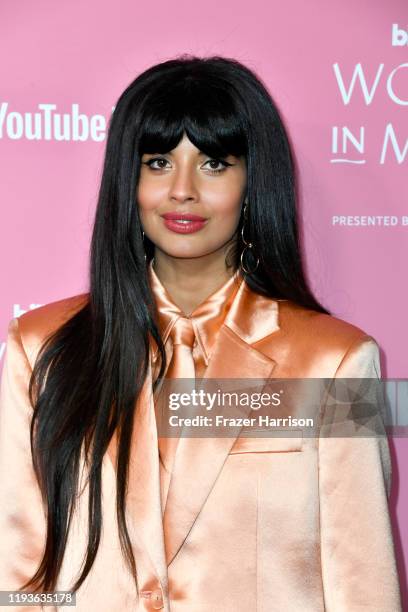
0,278,402,611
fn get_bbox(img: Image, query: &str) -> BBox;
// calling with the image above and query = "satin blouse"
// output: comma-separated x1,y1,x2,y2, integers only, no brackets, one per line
147,259,243,512
147,258,243,378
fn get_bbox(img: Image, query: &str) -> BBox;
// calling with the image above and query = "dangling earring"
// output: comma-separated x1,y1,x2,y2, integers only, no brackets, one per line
141,229,147,261
240,200,259,274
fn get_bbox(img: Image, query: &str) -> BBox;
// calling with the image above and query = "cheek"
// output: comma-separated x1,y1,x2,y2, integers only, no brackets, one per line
203,171,246,221
208,192,243,227
137,178,164,212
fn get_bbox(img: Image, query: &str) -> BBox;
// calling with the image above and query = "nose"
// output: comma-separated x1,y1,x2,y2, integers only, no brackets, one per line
168,163,199,205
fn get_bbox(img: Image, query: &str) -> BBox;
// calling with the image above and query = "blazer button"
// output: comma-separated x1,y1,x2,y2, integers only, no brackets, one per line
151,588,164,609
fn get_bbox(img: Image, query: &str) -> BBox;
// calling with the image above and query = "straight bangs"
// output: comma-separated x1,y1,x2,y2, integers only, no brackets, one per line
137,77,248,160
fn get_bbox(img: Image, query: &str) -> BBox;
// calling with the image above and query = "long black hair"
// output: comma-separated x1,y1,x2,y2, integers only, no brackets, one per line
22,54,330,593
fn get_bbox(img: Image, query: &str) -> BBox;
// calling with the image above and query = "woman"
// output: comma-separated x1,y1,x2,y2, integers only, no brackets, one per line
0,55,401,611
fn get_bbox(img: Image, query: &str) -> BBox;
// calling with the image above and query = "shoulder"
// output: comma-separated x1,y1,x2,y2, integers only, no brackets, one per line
278,299,371,346
259,298,379,377
15,293,89,368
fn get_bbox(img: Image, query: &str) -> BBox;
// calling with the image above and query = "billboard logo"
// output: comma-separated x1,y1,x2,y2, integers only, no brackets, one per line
392,24,408,46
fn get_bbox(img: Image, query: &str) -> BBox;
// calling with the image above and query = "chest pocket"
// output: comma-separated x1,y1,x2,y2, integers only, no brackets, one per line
229,429,303,454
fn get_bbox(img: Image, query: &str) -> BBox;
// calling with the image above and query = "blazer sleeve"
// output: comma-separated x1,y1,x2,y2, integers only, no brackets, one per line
318,335,402,612
0,317,47,610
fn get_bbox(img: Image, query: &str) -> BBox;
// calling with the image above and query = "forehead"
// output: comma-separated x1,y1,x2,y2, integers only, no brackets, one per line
142,133,244,160
163,132,199,154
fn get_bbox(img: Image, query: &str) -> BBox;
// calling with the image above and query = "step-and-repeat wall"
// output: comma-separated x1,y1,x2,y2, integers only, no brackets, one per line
1,0,407,603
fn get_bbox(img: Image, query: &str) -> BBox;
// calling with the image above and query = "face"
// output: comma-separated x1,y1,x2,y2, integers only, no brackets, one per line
137,132,247,261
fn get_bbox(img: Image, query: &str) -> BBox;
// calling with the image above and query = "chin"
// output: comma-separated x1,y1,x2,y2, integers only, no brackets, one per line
162,250,209,260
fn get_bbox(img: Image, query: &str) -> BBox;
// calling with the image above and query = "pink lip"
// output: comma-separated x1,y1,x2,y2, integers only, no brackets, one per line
161,212,207,221
161,217,208,234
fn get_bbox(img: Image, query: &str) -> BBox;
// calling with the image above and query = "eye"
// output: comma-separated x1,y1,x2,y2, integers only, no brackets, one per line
142,156,170,170
141,156,234,174
202,158,233,174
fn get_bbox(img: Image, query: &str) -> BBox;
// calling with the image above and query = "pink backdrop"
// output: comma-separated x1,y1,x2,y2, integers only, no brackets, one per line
1,0,407,603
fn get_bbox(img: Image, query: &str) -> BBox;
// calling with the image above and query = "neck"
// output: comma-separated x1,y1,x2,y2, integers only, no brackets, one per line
151,251,238,315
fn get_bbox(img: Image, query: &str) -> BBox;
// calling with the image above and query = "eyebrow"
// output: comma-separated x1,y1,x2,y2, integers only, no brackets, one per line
142,151,207,156
141,151,234,158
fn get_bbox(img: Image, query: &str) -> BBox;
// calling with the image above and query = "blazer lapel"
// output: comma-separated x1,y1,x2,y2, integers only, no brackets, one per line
162,280,280,566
